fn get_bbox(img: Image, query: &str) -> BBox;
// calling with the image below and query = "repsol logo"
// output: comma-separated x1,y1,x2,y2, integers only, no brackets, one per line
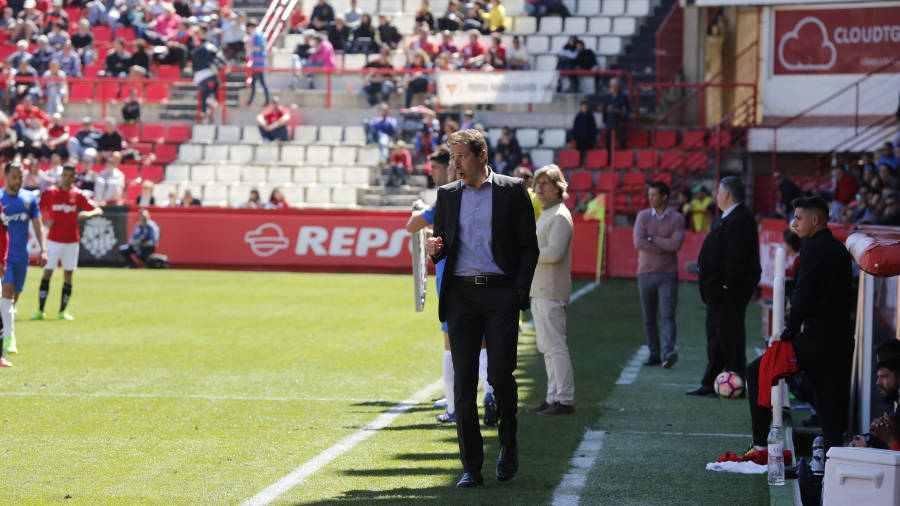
245,223,409,258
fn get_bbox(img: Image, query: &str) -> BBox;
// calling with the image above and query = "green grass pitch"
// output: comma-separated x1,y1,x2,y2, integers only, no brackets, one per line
2,268,768,505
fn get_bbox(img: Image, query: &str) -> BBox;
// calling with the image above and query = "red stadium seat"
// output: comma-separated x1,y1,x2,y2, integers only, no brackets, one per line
622,172,646,192
710,130,732,148
659,150,683,171
132,143,152,156
653,130,678,149
685,151,709,171
91,163,104,173
165,124,190,143
140,123,165,144
681,130,706,149
567,171,593,192
119,123,139,143
140,164,164,183
612,150,634,169
157,65,180,79
557,149,580,169
595,171,616,192
98,82,118,101
0,44,15,62
95,45,110,62
120,164,140,182
69,83,92,102
584,150,607,169
119,84,142,99
613,193,630,209
64,7,81,21
153,144,177,164
117,28,135,43
651,172,673,185
84,64,102,78
627,130,650,149
126,183,142,203
93,26,113,43
145,84,169,103
632,192,648,209
565,192,576,210
635,150,657,170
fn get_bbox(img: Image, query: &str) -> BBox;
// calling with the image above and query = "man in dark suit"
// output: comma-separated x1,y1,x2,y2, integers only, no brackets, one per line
687,176,761,397
745,196,853,453
426,129,539,488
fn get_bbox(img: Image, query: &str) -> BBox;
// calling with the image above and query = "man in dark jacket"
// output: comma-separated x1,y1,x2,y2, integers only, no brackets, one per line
572,101,597,158
601,78,629,152
687,176,761,396
744,196,853,454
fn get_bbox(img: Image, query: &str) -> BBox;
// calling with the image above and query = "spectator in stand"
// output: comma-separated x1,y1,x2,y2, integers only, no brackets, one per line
43,0,67,34
86,0,117,30
135,180,155,206
22,155,45,190
328,16,352,52
401,50,432,109
266,187,289,209
830,165,857,221
556,36,578,92
492,151,508,174
304,31,335,89
364,103,397,162
47,21,69,51
377,15,402,50
408,24,437,59
878,163,900,191
192,32,225,123
222,12,246,62
121,87,140,124
180,189,201,206
387,139,412,187
308,0,334,31
344,0,362,30
11,95,49,141
361,46,395,106
415,0,434,30
71,18,95,65
0,114,17,159
288,2,308,33
256,96,290,142
437,30,458,54
773,170,800,221
68,117,101,162
601,77,629,152
56,40,81,77
41,58,66,114
877,141,899,170
460,109,475,129
414,109,440,156
104,37,132,78
156,20,191,68
842,186,870,223
32,35,55,75
461,8,485,33
687,184,713,231
495,127,521,172
12,58,40,107
438,1,462,31
97,117,125,161
434,51,456,70
7,40,31,70
544,0,570,17
517,153,534,171
878,191,900,226
439,117,458,145
93,155,125,205
514,165,541,218
506,35,530,70
42,112,68,158
11,0,42,43
574,39,599,91
0,8,14,42
524,0,545,18
571,101,597,160
485,34,506,68
235,188,263,208
483,0,506,32
19,117,48,158
245,18,270,106
129,39,152,77
349,13,378,54
461,30,486,68
118,209,159,267
857,191,883,224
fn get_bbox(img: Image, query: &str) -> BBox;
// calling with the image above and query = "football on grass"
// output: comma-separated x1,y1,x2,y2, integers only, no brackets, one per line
714,371,744,399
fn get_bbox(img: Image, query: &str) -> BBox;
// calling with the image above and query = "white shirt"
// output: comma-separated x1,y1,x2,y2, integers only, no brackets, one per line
721,202,739,219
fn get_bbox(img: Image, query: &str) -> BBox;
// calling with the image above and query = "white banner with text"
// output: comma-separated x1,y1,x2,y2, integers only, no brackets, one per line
436,71,557,105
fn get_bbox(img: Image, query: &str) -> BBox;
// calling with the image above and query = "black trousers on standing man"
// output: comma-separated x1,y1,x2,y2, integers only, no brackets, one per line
700,294,750,388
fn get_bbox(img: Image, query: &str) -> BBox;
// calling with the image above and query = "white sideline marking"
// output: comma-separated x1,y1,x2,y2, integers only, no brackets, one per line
551,430,605,506
620,430,750,439
240,379,442,506
569,281,599,303
0,391,376,403
615,345,650,385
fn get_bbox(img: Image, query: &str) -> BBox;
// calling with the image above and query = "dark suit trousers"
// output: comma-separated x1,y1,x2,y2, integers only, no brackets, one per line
445,277,519,474
701,296,748,388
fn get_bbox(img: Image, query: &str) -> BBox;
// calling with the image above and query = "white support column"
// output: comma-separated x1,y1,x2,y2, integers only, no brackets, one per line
858,273,875,434
771,245,785,426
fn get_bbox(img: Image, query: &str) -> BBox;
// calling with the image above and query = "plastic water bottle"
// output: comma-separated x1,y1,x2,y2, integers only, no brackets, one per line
768,425,785,485
811,435,825,476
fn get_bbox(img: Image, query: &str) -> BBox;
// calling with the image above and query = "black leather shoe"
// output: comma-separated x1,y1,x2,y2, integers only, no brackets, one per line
685,385,715,396
456,472,484,488
642,358,662,366
496,445,519,481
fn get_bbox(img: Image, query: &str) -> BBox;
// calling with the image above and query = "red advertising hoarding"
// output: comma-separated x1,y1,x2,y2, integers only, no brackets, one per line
773,6,900,75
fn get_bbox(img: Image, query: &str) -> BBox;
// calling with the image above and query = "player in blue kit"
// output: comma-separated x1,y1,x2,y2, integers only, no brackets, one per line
1,162,47,354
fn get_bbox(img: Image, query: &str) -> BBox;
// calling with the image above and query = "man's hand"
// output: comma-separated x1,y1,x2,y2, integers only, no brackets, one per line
38,250,47,267
45,219,54,228
850,435,868,447
425,236,443,255
870,412,900,447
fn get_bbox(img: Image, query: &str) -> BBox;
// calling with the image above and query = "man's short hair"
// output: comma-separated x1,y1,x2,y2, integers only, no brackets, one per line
719,176,745,202
4,161,21,174
513,166,532,179
791,196,829,220
533,164,568,201
448,129,486,157
428,145,451,167
876,355,900,378
62,162,76,172
877,339,900,364
648,181,670,198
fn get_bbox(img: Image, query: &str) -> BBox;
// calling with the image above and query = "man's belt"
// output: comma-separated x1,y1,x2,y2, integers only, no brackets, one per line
454,274,510,286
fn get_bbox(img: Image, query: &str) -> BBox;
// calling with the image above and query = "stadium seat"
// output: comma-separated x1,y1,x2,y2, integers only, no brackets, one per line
153,182,177,203
164,164,189,183
140,123,165,144
514,16,536,34
557,150,580,169
190,165,215,183
627,130,650,149
154,144,177,164
125,183,142,203
659,150,683,171
612,150,634,169
568,172,593,192
577,0,600,15
535,54,557,71
563,0,575,15
651,172,673,185
393,15,415,34
132,143,152,157
120,164,140,182
69,83,92,102
281,145,305,162
597,36,622,55
564,17,587,34
595,171,616,192
653,130,678,149
304,185,331,205
331,146,357,165
318,126,343,144
229,183,257,205
204,144,229,163
505,0,524,14
331,185,358,206
242,126,264,144
710,130,732,148
202,183,228,207
685,151,709,171
117,28,136,43
145,83,168,103
242,166,266,183
635,150,657,170
119,84,142,100
255,145,280,163
93,25,112,43
318,167,344,185
549,35,569,53
526,35,549,53
343,126,366,145
157,65,180,79
84,64,102,78
588,16,612,33
268,167,292,185
305,146,331,164
294,125,318,143
218,125,242,143
602,0,625,15
140,165,164,183
628,0,651,15
98,82,118,101
343,53,367,70
166,124,191,143
681,130,706,149
622,172,646,192
343,167,371,186
578,75,597,94
516,128,539,148
281,185,305,205
357,146,380,165
228,145,254,164
531,149,554,168
215,165,241,184
177,144,203,163
192,124,216,144
119,123,139,143
293,167,317,184
585,150,607,169
612,17,636,36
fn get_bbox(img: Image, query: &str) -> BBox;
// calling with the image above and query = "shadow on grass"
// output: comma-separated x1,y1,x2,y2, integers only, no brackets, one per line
393,452,459,460
341,466,449,477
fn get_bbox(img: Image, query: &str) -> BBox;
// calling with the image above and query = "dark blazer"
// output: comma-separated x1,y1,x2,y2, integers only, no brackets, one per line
780,227,854,369
697,203,761,306
432,172,539,322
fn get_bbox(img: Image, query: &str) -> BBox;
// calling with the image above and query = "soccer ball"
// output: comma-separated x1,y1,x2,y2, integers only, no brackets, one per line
714,371,744,399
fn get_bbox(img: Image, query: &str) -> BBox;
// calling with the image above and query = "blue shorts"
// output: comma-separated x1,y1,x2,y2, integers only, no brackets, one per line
3,261,28,293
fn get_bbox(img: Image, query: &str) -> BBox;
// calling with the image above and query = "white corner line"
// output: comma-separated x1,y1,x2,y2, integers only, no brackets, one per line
240,378,443,506
551,430,606,506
